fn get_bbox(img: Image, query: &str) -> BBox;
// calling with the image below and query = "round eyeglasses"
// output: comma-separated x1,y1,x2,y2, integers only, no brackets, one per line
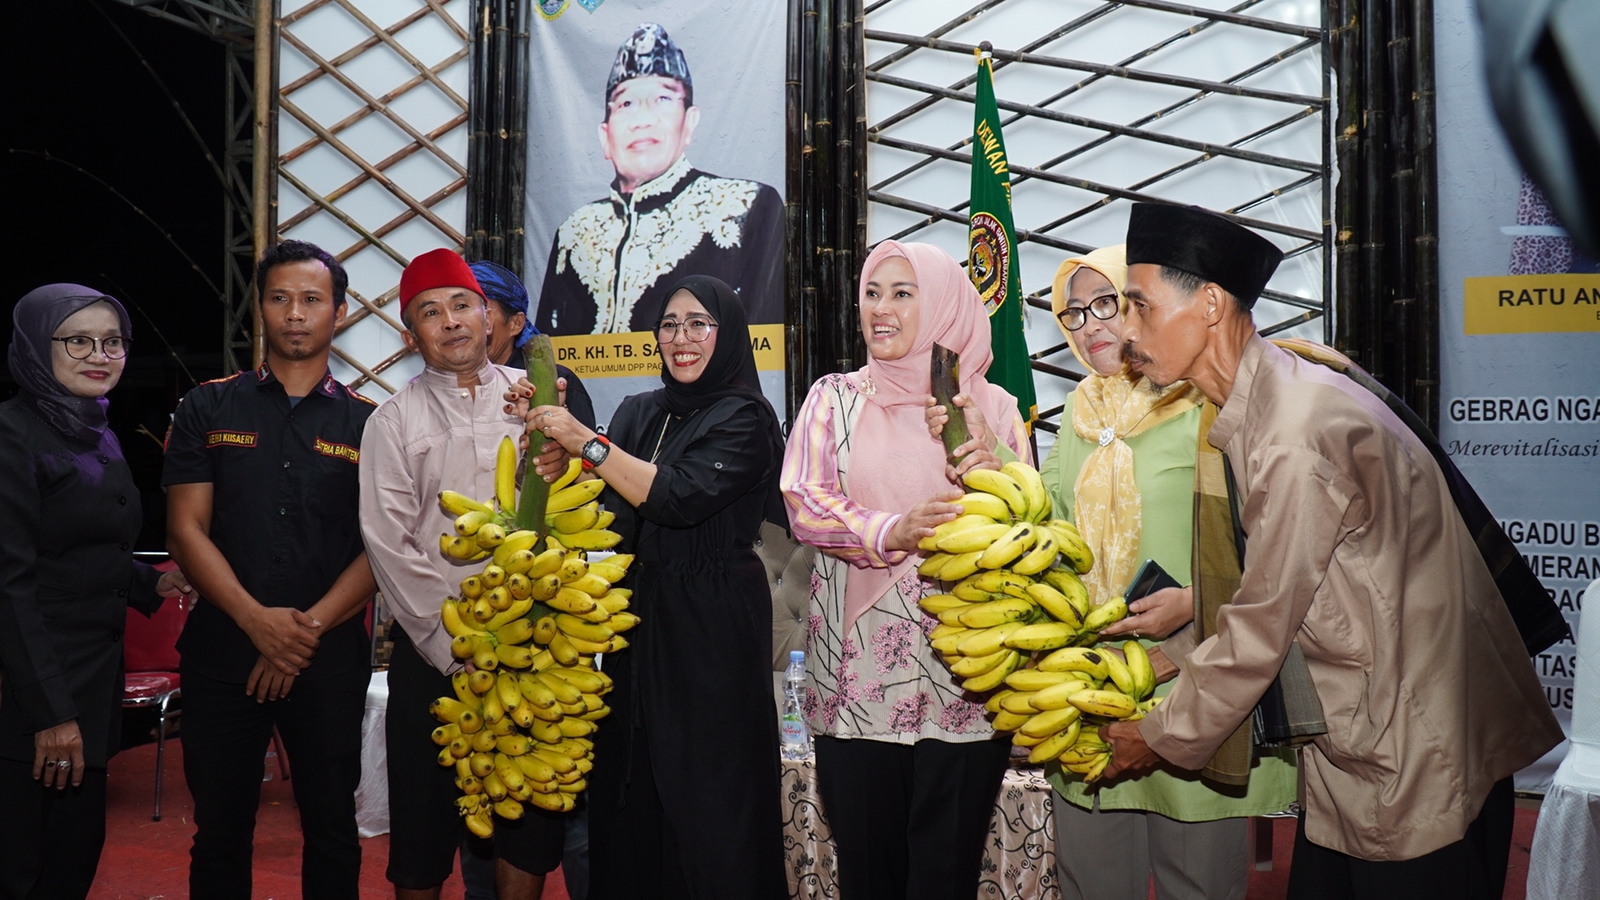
1057,295,1121,332
656,318,718,343
53,335,131,360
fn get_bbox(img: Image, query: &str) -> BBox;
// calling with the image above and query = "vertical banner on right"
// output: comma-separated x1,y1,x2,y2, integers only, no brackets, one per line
1435,0,1600,790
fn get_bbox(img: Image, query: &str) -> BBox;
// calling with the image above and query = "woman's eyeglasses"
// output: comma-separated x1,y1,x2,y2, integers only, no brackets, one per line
656,318,718,342
53,335,131,360
1057,295,1120,332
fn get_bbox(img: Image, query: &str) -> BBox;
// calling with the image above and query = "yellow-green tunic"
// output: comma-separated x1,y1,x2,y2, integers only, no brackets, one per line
1041,394,1297,821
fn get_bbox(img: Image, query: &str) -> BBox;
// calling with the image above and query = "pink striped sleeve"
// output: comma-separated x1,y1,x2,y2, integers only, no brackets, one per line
780,379,905,568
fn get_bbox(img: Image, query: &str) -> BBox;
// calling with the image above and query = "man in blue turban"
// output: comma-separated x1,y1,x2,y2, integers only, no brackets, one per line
471,259,596,430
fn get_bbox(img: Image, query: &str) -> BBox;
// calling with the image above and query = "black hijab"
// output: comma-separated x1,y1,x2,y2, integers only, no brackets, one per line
653,275,769,415
651,275,788,525
8,284,132,445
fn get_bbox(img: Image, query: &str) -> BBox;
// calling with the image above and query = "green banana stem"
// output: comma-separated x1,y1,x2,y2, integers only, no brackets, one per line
931,342,971,464
514,334,560,537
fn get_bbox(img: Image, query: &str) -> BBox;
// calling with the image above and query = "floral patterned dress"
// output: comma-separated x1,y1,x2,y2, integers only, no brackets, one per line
781,373,1028,745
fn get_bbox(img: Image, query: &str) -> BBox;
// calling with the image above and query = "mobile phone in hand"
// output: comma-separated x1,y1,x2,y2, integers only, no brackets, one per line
1125,558,1181,602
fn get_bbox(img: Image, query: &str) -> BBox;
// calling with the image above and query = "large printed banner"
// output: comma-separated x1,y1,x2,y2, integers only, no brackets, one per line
1436,0,1600,790
524,0,789,427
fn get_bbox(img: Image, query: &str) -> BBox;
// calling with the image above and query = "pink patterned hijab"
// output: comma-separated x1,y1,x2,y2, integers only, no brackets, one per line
843,241,1021,633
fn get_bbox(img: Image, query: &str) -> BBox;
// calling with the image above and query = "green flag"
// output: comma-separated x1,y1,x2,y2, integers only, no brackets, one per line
968,49,1036,428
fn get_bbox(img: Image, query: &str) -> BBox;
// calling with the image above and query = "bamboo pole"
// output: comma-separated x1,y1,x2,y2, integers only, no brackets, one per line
1330,0,1360,360
250,0,276,369
1410,0,1440,432
785,0,805,420
1386,0,1417,400
507,0,530,274
1358,0,1386,380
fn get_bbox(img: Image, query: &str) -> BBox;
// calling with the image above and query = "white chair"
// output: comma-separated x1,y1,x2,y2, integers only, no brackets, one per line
1527,577,1600,900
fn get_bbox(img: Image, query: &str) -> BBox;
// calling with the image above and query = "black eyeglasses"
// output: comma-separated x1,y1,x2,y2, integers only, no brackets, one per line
1057,295,1121,332
53,335,131,360
656,318,718,342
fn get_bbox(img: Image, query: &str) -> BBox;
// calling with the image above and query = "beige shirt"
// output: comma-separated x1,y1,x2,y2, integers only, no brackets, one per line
1141,336,1561,861
359,361,527,672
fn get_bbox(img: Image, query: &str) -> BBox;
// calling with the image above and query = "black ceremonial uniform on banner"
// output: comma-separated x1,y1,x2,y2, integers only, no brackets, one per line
161,362,377,899
534,155,786,335
162,363,375,681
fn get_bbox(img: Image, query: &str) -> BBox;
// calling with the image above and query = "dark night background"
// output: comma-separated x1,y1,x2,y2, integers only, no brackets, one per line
2,0,231,550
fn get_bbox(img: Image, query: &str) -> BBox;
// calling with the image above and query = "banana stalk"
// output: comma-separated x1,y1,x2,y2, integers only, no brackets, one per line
514,335,561,538
931,342,971,464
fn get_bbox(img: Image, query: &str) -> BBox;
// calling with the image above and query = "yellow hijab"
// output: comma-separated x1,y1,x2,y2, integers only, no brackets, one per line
1051,246,1203,607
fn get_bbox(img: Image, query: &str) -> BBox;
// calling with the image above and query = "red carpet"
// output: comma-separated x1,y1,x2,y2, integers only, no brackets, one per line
89,738,569,900
88,735,1535,899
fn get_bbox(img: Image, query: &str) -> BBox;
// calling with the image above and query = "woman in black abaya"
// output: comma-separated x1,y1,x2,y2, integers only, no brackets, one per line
525,275,786,899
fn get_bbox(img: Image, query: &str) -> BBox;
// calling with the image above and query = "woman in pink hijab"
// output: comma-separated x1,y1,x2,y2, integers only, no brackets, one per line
780,241,1029,899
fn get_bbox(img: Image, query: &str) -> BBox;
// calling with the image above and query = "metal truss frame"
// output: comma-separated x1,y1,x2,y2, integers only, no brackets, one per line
112,0,264,373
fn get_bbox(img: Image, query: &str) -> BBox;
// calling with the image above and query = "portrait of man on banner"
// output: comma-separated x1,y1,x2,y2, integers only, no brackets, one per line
534,23,786,335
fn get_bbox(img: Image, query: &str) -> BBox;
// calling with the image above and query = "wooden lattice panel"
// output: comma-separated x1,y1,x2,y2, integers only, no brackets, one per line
864,0,1329,442
277,0,471,397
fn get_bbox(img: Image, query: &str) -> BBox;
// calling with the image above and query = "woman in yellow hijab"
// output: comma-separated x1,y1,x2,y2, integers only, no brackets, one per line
1041,246,1296,900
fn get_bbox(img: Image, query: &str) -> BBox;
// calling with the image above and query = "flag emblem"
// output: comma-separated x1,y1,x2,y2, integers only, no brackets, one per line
969,212,1010,315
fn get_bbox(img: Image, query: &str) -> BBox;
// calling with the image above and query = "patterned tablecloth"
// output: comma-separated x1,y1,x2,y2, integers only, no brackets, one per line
781,756,1059,900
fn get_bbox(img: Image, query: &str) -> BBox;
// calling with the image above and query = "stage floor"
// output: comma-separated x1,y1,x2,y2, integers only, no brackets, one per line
87,736,1535,899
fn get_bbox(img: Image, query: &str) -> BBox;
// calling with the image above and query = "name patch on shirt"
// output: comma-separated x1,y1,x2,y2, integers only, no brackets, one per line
314,437,360,464
207,430,258,449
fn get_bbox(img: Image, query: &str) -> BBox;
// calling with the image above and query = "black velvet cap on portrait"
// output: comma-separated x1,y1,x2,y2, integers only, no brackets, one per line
1124,203,1284,308
605,23,693,105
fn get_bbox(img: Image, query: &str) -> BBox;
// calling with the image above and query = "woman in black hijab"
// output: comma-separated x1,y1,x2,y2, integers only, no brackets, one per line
525,276,786,899
1,284,193,900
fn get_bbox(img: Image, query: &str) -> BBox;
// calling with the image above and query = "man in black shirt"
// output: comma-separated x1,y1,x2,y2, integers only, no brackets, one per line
164,240,378,900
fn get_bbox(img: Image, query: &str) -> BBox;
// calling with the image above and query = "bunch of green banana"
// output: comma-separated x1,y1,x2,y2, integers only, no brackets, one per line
978,641,1161,781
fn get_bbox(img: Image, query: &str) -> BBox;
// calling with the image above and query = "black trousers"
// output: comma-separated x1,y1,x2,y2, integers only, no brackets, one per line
180,661,369,900
1286,776,1515,900
385,630,565,890
0,758,108,900
813,735,1012,900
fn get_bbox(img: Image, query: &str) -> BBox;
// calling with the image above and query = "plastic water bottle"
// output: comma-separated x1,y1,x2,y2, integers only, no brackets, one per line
780,650,812,759
263,748,276,782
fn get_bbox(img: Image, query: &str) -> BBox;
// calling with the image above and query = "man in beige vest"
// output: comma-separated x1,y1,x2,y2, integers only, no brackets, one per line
1101,202,1562,900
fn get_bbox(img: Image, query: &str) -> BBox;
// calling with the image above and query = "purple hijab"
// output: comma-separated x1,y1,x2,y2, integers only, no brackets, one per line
8,284,133,445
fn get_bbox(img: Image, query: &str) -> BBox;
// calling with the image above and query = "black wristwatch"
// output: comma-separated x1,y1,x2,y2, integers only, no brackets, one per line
580,435,612,470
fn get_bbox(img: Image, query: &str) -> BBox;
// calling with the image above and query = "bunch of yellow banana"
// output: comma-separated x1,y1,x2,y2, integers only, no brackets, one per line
430,659,608,836
980,641,1161,781
430,443,638,835
915,462,1095,581
440,444,616,562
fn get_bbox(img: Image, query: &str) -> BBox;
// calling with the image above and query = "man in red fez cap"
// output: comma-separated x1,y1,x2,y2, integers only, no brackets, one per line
360,248,569,900
1101,204,1559,900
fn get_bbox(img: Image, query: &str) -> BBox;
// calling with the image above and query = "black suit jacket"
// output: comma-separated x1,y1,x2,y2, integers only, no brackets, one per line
0,396,162,767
